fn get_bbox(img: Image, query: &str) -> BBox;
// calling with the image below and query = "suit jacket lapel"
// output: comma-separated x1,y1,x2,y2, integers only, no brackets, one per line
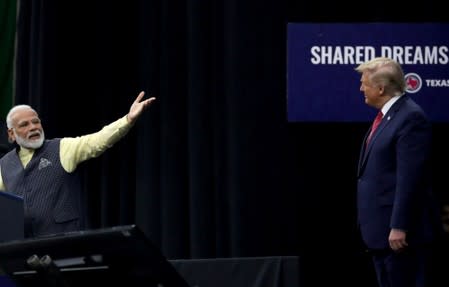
358,95,408,176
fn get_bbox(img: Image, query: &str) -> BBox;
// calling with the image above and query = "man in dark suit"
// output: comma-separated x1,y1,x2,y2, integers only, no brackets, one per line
355,57,442,287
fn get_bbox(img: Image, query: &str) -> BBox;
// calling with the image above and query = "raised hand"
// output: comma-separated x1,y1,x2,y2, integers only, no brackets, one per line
127,91,156,124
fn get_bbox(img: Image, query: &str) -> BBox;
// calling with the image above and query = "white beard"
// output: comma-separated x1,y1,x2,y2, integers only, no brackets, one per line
14,130,45,149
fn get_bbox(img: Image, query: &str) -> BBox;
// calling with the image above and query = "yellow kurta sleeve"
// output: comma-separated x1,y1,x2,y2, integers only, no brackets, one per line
0,115,132,188
60,115,132,173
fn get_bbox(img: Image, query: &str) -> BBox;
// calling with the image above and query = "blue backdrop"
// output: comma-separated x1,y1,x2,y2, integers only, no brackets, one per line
287,23,449,122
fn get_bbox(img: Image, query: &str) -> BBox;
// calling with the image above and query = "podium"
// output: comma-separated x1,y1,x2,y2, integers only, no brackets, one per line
0,225,189,287
0,191,24,242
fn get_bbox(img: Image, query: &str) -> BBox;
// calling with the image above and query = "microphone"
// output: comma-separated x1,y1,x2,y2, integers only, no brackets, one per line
26,254,69,287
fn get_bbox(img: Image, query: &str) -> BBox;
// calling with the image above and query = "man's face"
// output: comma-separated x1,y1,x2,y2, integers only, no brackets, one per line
360,72,383,109
8,108,45,149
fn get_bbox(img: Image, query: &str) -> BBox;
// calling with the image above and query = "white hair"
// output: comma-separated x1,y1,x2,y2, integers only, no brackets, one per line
6,104,36,129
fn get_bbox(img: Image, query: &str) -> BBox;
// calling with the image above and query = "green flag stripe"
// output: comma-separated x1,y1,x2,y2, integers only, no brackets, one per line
0,0,17,119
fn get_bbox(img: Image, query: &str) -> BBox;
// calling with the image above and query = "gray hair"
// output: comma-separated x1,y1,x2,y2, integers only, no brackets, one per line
6,105,36,129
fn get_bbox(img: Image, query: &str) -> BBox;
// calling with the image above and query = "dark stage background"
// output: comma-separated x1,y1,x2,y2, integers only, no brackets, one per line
6,0,448,286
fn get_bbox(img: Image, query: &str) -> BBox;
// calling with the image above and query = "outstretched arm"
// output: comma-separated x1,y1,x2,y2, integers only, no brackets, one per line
60,91,156,172
126,91,156,124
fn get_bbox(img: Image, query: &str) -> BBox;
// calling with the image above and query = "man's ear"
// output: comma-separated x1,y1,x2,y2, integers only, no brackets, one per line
7,129,15,144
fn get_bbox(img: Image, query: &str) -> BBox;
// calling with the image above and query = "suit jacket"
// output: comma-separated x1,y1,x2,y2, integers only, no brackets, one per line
357,95,441,250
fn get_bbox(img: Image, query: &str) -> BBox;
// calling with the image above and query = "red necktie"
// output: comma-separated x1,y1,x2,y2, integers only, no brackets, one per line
366,111,383,145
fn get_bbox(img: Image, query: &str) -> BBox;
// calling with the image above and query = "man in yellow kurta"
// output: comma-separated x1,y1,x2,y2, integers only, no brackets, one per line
0,91,155,237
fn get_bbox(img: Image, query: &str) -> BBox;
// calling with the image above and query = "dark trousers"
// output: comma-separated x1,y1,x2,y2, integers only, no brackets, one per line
371,247,434,287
